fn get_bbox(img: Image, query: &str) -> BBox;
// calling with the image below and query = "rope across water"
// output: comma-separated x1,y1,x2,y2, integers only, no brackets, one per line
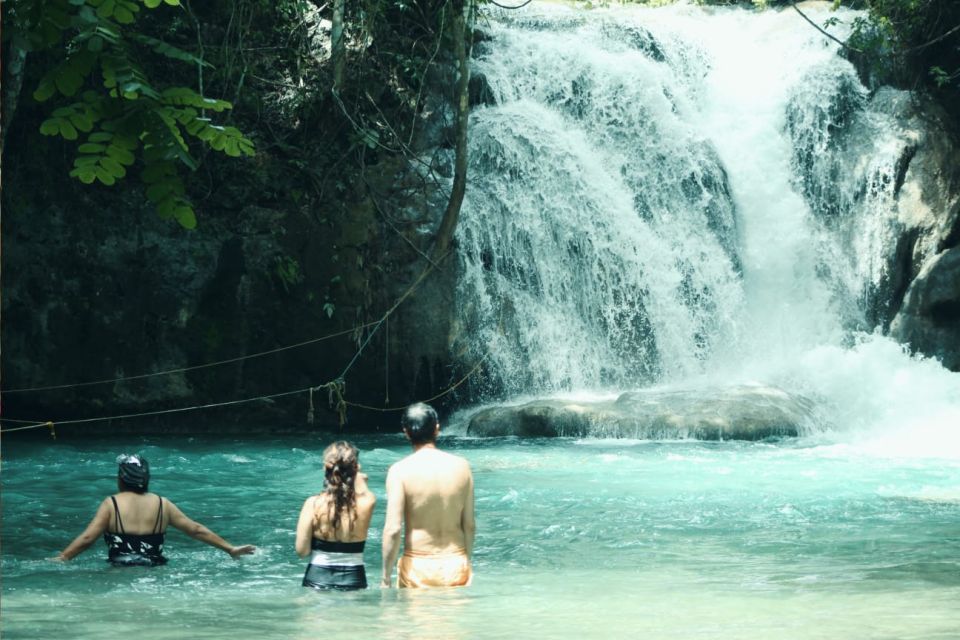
0,252,491,435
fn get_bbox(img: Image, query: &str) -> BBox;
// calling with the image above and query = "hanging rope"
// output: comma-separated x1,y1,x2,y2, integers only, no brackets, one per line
2,322,380,394
487,0,533,9
346,348,489,412
0,347,490,435
0,253,475,437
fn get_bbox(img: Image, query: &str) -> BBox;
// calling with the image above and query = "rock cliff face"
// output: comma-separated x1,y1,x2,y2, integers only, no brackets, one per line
1,110,458,434
875,94,960,368
790,82,960,369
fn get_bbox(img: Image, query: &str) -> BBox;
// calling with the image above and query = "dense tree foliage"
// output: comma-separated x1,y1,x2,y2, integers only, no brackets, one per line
844,0,960,120
2,0,472,230
2,0,256,228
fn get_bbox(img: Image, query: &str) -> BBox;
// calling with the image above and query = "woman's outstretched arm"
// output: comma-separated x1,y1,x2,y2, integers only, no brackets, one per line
56,499,112,561
166,500,255,558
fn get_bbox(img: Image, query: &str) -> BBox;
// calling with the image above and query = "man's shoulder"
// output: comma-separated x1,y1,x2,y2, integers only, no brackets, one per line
442,449,472,468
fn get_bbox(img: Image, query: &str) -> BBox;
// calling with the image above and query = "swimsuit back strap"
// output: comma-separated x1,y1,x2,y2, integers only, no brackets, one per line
153,497,164,534
110,496,125,534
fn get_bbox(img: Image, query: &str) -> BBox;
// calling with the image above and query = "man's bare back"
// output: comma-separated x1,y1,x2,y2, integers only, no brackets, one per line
390,448,474,555
381,403,476,588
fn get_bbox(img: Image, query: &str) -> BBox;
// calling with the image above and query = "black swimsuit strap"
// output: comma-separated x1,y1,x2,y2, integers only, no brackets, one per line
110,496,125,534
153,497,164,534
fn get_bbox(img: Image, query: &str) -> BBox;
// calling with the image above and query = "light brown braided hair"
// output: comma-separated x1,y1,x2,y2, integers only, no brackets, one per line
314,441,359,537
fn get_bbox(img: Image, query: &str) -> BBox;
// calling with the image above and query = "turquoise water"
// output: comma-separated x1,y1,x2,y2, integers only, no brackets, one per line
3,435,959,638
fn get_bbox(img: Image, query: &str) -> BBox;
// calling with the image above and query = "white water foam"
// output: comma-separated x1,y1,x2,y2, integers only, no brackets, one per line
456,2,960,457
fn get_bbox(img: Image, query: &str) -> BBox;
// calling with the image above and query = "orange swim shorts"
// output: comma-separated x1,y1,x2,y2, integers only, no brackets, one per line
397,550,472,588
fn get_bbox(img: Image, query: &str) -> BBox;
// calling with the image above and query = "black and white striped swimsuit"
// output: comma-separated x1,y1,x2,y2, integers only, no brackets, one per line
103,496,167,566
302,539,367,590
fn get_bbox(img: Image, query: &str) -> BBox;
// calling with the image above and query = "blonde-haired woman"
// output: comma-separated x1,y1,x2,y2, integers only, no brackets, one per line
296,441,376,589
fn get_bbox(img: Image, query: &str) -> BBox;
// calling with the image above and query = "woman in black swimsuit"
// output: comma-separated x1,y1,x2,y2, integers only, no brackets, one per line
295,441,376,589
56,454,255,565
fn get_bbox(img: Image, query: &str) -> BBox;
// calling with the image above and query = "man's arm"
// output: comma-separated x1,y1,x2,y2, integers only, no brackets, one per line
56,498,112,560
461,465,476,559
380,465,405,587
167,500,255,559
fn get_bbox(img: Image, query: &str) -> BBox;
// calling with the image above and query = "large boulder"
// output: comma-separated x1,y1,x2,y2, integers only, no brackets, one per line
467,385,815,440
890,246,960,370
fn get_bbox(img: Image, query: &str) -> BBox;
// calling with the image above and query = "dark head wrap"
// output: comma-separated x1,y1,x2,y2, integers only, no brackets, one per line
116,454,150,491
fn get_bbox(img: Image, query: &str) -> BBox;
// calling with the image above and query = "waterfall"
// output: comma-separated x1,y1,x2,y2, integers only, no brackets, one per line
454,2,960,453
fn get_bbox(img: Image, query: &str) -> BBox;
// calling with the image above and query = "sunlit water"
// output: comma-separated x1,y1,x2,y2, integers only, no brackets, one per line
3,435,959,638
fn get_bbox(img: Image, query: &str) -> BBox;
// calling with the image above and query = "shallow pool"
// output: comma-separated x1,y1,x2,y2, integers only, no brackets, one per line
3,435,959,639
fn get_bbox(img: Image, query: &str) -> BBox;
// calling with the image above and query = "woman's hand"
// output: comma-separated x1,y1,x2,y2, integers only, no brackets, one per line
228,545,256,559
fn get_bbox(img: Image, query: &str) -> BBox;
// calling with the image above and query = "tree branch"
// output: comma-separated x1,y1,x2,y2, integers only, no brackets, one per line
791,2,862,53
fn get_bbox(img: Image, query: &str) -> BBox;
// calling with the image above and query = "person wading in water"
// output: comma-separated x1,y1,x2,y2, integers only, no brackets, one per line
56,454,255,565
381,403,476,588
295,441,376,590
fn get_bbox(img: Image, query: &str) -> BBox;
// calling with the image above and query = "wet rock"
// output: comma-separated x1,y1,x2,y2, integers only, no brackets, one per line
469,72,497,108
467,385,815,440
890,246,960,370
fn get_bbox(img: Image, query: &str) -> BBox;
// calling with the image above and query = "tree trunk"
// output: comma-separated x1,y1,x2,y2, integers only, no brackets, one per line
431,0,470,260
331,0,345,92
1,43,28,156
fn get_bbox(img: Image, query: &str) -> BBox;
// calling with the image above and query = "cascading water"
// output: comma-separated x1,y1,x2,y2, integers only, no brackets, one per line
455,2,960,453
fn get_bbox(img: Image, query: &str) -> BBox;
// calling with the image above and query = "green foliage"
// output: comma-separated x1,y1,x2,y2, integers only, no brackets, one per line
274,255,303,292
843,0,960,111
6,0,256,228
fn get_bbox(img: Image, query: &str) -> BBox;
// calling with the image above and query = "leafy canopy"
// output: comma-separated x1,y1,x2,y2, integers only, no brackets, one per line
6,0,255,228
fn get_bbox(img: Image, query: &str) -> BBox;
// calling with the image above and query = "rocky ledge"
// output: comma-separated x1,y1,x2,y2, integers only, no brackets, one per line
467,385,816,440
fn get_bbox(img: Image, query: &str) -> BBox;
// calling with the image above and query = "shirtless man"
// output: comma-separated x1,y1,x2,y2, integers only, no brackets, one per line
381,402,476,588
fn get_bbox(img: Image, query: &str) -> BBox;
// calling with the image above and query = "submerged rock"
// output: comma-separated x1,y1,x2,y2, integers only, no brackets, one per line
467,385,815,440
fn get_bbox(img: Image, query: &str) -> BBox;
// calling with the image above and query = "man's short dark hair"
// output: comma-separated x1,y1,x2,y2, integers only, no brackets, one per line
401,403,439,445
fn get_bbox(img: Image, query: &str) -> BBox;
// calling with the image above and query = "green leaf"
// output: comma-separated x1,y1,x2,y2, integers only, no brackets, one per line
89,132,114,143
40,119,61,136
97,0,116,19
100,156,127,178
143,0,162,6
60,121,79,140
196,126,217,142
70,168,98,184
111,134,139,150
95,166,116,185
70,113,94,132
237,138,255,156
114,5,135,23
55,69,83,97
78,143,107,153
74,156,102,167
162,0,180,5
173,205,196,229
156,196,177,217
184,118,208,136
107,145,136,165
146,182,172,201
34,78,57,102
88,36,104,52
